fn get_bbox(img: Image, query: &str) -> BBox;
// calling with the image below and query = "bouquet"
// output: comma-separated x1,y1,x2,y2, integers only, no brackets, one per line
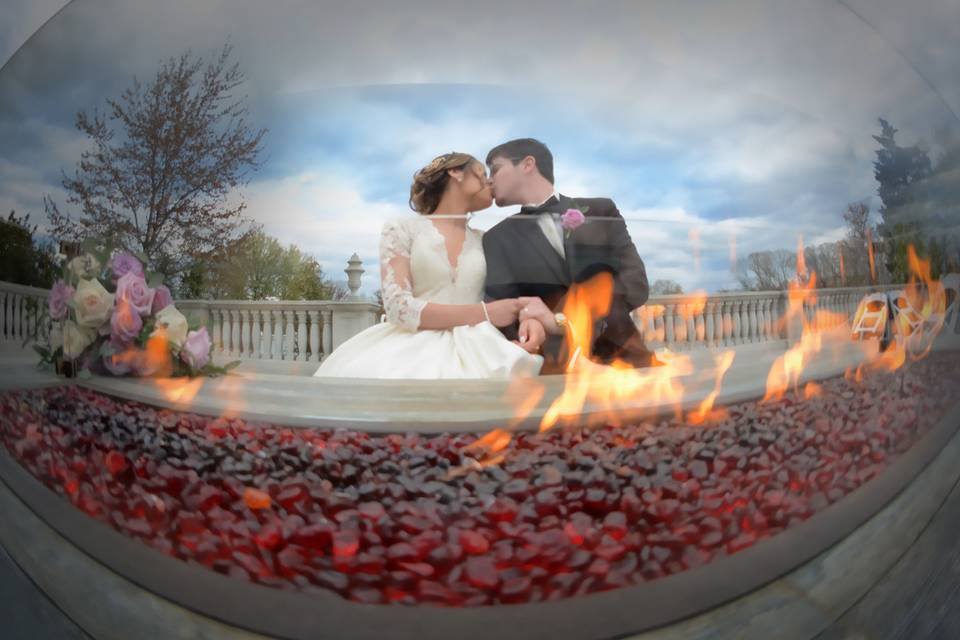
33,241,238,379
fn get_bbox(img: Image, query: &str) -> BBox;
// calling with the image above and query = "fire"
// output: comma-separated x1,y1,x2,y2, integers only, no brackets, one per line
763,269,822,402
866,229,876,283
688,350,736,425
839,251,846,285
803,382,822,399
677,290,708,341
539,273,696,431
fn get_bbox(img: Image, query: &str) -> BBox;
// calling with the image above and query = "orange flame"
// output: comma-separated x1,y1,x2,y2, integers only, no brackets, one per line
839,252,846,285
763,271,822,402
537,273,696,431
688,350,735,425
866,229,876,283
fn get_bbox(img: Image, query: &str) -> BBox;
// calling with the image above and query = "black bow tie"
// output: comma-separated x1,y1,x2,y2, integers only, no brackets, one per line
519,196,561,216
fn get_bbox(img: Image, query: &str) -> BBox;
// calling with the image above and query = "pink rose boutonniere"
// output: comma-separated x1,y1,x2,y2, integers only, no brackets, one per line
561,208,586,239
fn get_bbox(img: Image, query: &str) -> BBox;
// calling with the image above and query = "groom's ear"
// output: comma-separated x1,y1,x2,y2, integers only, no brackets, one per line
519,155,537,175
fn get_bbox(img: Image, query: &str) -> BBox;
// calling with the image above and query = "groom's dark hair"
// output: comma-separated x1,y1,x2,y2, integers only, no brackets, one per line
486,138,555,184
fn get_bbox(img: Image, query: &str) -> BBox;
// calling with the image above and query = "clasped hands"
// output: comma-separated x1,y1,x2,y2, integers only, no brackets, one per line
484,296,564,354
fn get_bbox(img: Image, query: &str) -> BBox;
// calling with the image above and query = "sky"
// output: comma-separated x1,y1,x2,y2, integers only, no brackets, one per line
1,0,959,296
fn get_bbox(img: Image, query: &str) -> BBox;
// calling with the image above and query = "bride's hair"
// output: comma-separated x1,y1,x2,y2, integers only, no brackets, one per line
409,152,478,215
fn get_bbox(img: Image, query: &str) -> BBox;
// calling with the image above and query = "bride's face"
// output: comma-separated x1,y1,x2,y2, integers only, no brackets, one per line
457,162,493,212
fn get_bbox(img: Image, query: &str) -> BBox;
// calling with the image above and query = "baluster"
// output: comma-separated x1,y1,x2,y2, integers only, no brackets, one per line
220,309,233,358
296,310,307,361
764,298,774,340
748,299,758,343
242,309,254,358
0,290,7,340
686,306,696,348
704,302,715,346
251,309,262,360
664,304,676,346
322,309,333,358
283,310,295,360
711,301,722,347
730,300,743,345
12,294,22,341
230,310,240,360
263,309,274,359
210,308,222,357
270,309,283,360
694,307,706,346
309,310,321,362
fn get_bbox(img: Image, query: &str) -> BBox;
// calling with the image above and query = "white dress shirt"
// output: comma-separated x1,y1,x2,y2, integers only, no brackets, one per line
526,191,565,258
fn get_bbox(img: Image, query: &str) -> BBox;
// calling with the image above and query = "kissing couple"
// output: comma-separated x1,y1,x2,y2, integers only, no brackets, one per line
314,138,655,379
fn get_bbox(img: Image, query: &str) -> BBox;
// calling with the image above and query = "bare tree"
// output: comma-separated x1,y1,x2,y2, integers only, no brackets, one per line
45,44,266,287
650,279,684,296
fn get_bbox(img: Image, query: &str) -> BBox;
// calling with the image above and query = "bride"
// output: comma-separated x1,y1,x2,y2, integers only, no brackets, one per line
313,152,545,379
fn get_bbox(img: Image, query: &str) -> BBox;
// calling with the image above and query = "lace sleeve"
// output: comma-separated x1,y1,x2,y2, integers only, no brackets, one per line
380,219,428,331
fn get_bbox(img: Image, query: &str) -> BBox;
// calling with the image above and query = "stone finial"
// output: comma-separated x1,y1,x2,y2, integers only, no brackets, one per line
345,253,364,300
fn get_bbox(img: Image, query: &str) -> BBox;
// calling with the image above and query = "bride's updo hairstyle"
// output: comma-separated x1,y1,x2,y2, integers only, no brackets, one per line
409,151,479,215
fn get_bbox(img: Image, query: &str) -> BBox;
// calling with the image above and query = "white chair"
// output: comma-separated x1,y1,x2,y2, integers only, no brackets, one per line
851,292,889,340
941,273,960,335
888,289,923,337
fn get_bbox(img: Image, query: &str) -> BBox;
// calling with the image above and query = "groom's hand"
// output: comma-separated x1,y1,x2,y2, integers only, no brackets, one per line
514,318,546,354
518,297,562,335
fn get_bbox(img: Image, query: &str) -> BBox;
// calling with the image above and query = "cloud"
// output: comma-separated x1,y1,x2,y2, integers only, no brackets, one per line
1,0,957,295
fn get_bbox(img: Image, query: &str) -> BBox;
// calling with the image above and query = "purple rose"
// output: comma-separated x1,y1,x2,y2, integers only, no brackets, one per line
48,280,74,321
109,252,144,281
110,299,143,344
561,208,586,232
116,272,155,316
151,284,174,314
181,327,212,370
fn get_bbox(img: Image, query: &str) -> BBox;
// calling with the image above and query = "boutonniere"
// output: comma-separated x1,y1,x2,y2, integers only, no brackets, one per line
560,205,589,239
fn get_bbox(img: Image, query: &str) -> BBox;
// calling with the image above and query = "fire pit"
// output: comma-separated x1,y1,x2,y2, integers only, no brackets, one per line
1,339,959,638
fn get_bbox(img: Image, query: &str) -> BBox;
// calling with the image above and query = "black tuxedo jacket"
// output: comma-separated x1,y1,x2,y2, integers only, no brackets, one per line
482,194,654,371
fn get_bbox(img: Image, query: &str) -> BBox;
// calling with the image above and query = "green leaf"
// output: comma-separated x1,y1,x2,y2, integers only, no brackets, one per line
147,272,165,288
33,345,51,359
223,360,242,371
98,342,117,358
77,368,92,380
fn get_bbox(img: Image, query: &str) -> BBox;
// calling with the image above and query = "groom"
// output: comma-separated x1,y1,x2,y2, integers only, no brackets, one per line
482,138,656,374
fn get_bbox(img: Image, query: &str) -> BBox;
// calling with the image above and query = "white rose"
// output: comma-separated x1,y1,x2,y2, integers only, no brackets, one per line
151,305,189,350
72,278,114,328
68,253,101,280
63,320,95,359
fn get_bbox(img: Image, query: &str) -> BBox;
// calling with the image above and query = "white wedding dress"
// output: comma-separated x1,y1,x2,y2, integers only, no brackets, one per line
313,216,543,379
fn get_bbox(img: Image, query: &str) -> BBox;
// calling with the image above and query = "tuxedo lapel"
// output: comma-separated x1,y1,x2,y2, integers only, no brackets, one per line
510,213,568,284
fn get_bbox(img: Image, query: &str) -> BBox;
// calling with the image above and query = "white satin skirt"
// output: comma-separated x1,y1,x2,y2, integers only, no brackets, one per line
313,320,543,380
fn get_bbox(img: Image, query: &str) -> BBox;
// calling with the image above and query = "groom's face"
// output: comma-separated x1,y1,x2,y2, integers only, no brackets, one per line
487,155,524,207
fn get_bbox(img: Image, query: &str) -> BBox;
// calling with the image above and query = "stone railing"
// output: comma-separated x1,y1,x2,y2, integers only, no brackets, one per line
632,285,901,352
176,299,380,364
0,281,49,348
0,276,906,361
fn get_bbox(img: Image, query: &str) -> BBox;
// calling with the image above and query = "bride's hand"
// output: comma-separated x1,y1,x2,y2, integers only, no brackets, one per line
517,296,561,335
485,299,525,327
514,318,546,354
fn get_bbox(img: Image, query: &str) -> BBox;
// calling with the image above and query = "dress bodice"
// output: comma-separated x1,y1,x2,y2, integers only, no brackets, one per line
379,216,485,331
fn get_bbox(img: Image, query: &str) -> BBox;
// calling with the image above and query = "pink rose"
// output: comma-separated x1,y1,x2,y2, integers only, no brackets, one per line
561,208,586,232
110,299,143,344
116,272,155,317
181,327,212,370
109,252,144,281
151,285,174,314
48,280,74,321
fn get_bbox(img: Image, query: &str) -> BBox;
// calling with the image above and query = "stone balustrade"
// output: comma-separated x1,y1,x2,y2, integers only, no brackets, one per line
0,281,49,348
0,271,905,362
632,285,901,352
